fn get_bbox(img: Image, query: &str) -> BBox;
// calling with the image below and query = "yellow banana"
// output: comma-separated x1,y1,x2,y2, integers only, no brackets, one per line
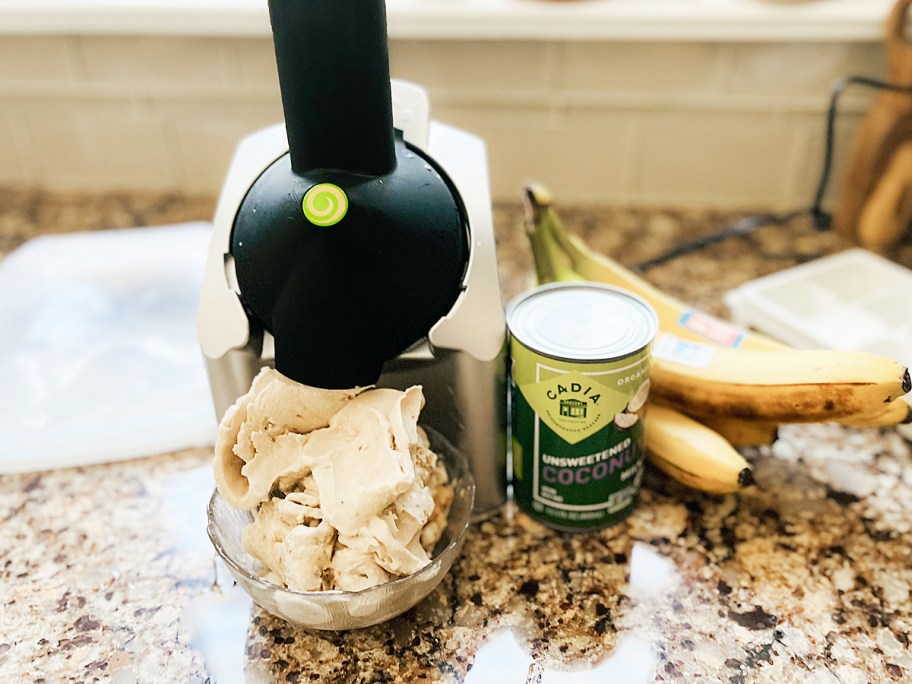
650,341,910,422
836,396,912,427
526,183,784,352
673,408,779,447
522,187,752,492
524,183,912,427
521,184,911,489
645,404,753,494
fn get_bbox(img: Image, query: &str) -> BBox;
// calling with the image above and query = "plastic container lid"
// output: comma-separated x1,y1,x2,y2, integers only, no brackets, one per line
506,282,658,361
724,248,912,440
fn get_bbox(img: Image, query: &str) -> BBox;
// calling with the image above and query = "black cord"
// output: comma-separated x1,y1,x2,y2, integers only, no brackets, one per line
635,76,912,272
635,210,807,271
811,76,912,229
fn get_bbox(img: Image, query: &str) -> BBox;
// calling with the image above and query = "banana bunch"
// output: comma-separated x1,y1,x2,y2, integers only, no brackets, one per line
521,184,912,494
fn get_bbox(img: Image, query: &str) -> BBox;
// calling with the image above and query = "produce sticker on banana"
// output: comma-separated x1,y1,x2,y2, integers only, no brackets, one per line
676,311,744,348
653,332,717,368
507,283,658,532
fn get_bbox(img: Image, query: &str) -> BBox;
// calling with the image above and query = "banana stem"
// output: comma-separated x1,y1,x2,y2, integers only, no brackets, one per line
522,186,582,284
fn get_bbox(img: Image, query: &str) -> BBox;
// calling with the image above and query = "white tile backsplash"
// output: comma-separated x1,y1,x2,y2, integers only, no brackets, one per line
632,110,798,208
786,108,868,208
720,43,886,97
389,40,558,100
0,105,37,185
561,41,725,97
76,37,235,90
0,36,78,84
0,35,889,207
434,104,634,203
156,98,283,192
16,98,174,190
232,38,281,91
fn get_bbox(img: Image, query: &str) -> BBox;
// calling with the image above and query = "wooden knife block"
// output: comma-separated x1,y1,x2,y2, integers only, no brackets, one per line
834,0,912,251
835,96,912,251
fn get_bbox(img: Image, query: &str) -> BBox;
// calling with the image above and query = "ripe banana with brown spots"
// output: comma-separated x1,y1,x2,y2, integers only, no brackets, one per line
649,339,910,423
524,183,912,427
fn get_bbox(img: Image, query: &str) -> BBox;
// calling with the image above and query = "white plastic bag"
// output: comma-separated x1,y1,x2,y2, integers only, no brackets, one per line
0,222,217,473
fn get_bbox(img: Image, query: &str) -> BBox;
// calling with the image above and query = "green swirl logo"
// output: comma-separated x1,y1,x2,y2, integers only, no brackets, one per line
302,183,348,226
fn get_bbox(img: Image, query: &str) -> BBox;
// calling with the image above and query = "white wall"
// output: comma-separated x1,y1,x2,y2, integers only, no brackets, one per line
0,34,887,208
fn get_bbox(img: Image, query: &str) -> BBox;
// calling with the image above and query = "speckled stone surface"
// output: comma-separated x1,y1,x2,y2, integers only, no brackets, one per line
1,188,911,683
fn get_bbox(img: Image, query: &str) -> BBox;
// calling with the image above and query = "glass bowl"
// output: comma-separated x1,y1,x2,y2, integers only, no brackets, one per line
206,426,475,630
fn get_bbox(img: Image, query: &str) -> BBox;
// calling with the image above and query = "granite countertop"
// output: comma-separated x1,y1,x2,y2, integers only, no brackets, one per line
1,188,911,683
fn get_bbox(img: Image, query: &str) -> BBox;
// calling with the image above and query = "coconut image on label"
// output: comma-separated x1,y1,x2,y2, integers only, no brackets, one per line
507,283,658,532
614,379,650,429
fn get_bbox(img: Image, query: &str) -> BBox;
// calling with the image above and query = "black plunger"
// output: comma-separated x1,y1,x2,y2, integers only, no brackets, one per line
268,0,397,177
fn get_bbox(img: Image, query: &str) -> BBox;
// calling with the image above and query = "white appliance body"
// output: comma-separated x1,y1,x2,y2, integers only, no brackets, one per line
198,82,507,514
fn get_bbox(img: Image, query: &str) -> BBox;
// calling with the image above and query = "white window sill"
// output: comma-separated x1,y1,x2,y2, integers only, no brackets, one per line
0,0,895,42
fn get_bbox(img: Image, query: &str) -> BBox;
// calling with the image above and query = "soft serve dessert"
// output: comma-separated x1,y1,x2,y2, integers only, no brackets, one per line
214,368,453,592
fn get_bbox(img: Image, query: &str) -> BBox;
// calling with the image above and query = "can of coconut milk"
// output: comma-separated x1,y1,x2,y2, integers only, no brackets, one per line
507,282,658,531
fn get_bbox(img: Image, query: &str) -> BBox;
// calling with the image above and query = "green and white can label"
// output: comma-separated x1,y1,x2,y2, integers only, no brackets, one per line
507,282,658,531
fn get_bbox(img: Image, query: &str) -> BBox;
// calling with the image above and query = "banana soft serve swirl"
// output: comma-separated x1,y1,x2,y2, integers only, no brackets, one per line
214,368,452,592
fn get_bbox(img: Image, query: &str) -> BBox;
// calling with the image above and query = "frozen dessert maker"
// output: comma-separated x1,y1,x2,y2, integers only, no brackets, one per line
197,0,506,513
